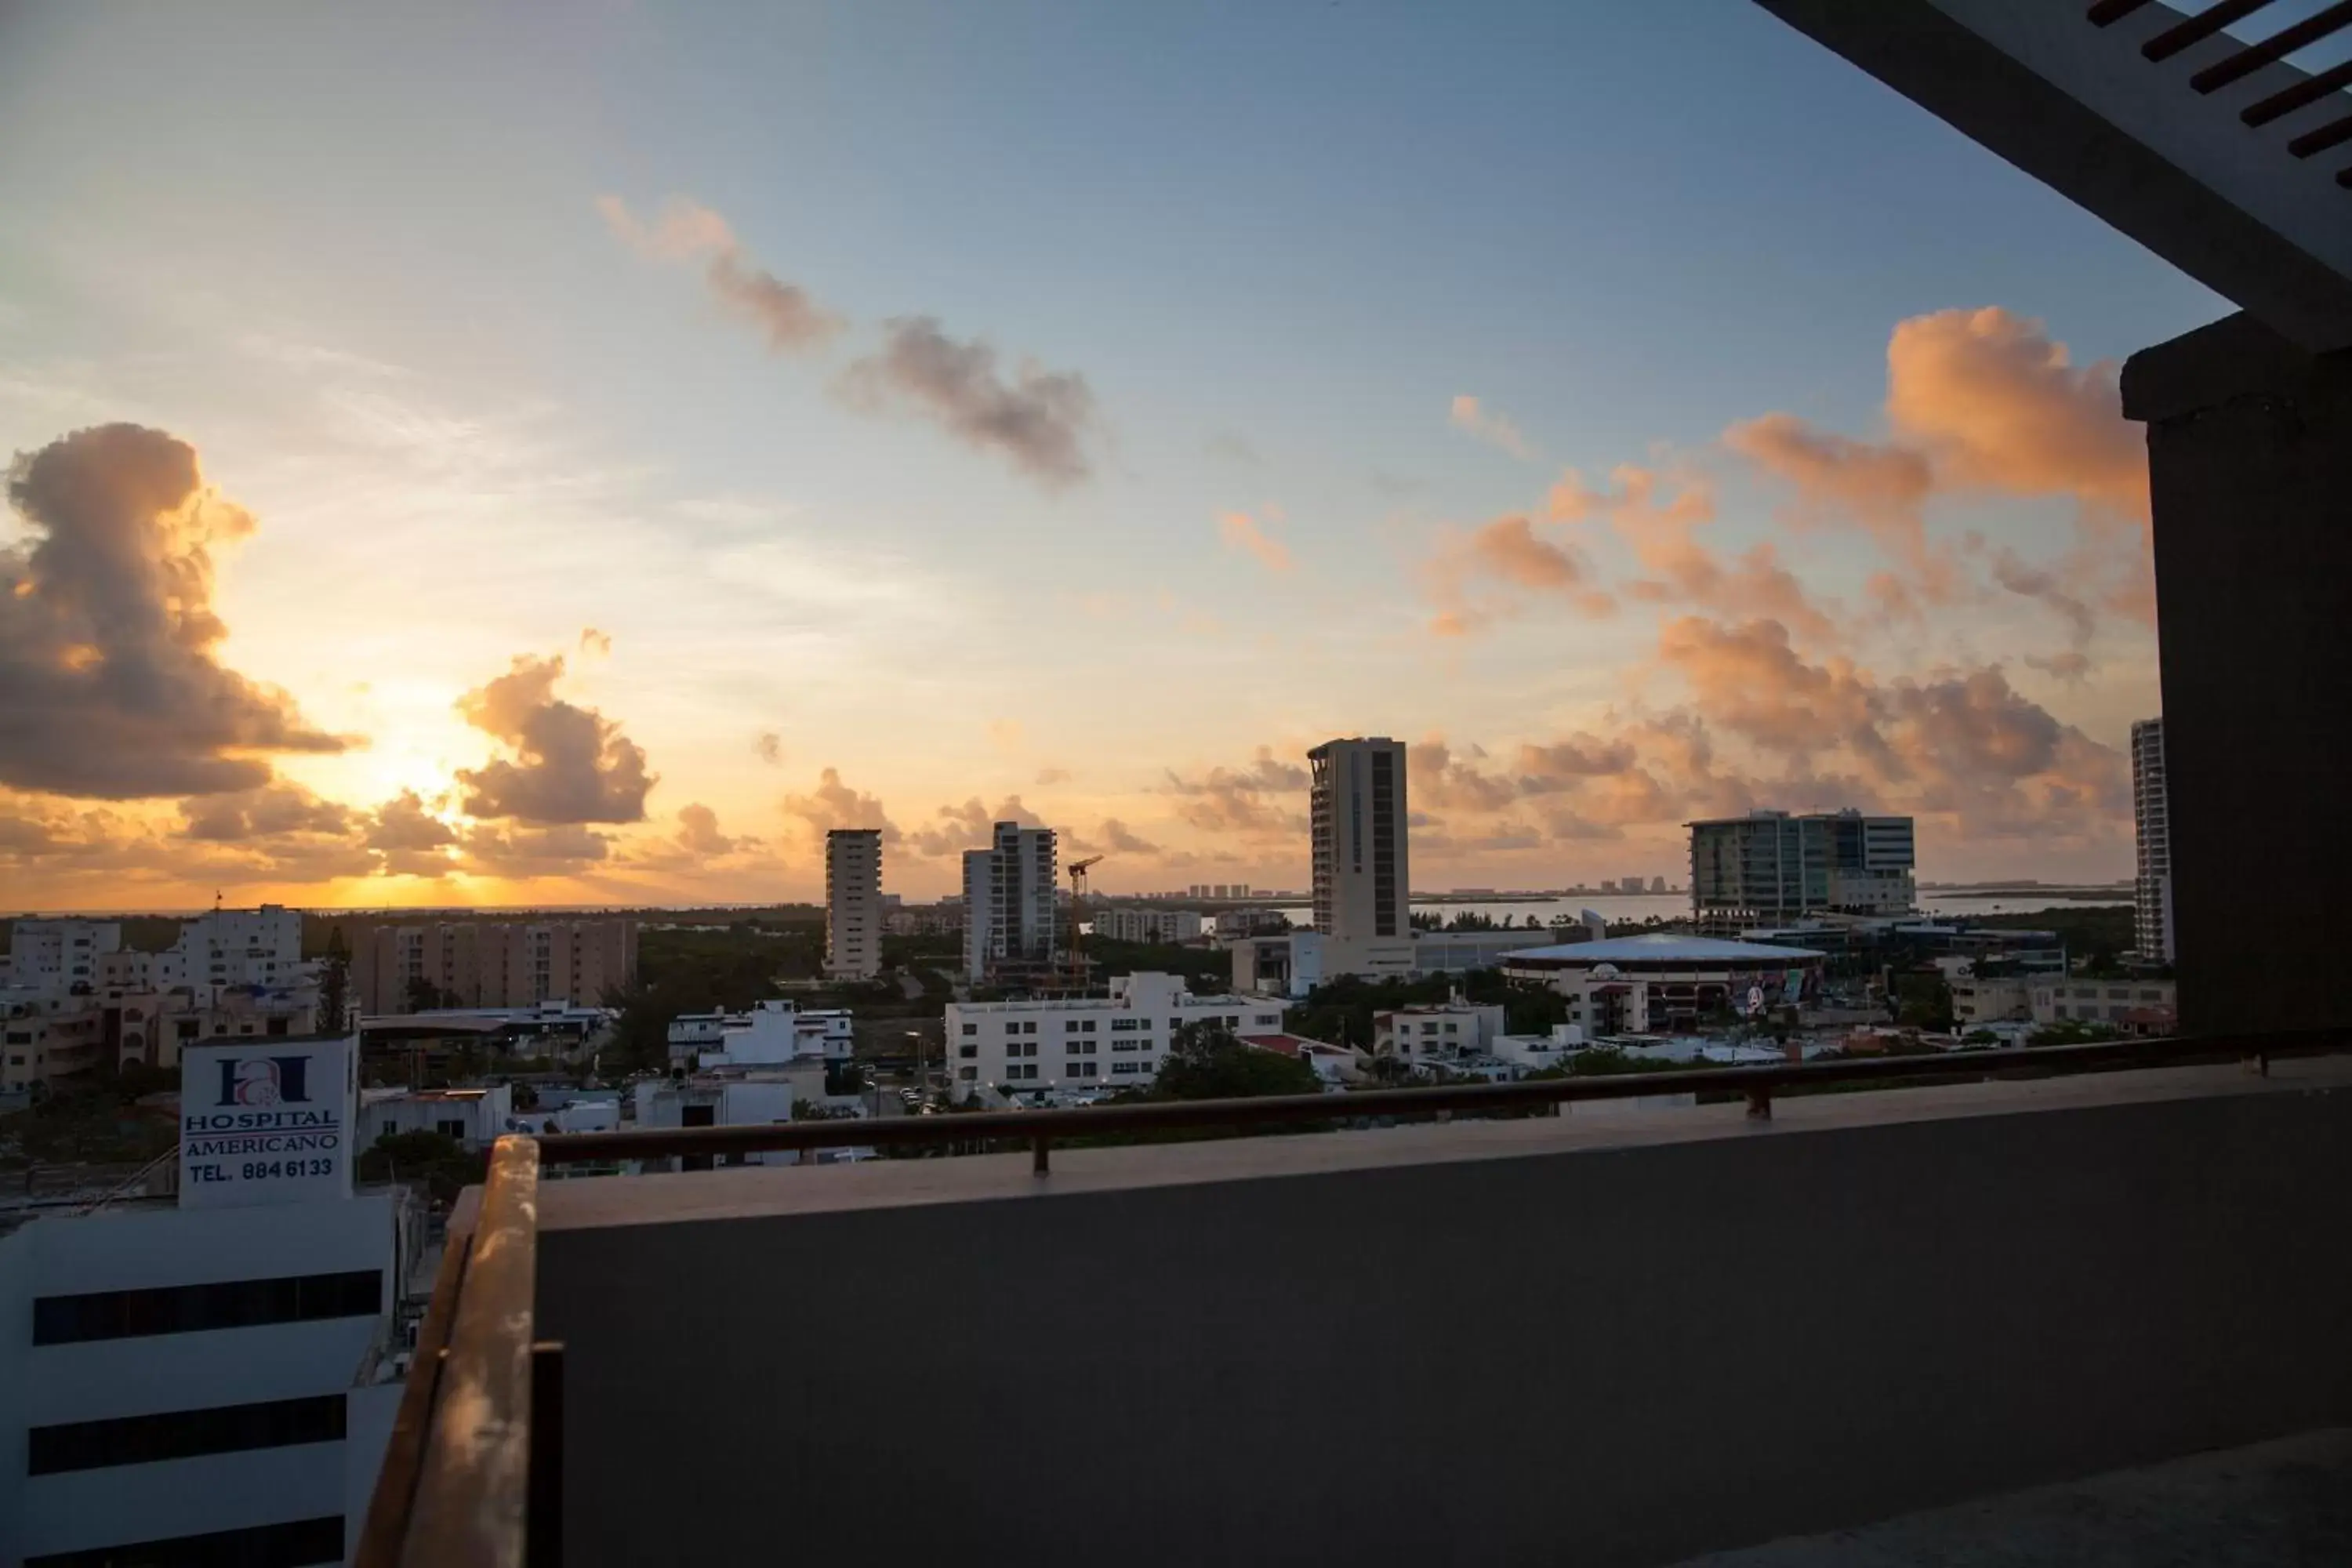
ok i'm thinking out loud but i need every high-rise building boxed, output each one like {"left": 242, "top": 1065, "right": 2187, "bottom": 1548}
{"left": 1309, "top": 738, "right": 1410, "bottom": 942}
{"left": 825, "top": 829, "right": 884, "bottom": 981}
{"left": 2132, "top": 717, "right": 2173, "bottom": 964}
{"left": 961, "top": 822, "right": 1058, "bottom": 982}
{"left": 1687, "top": 810, "right": 1916, "bottom": 935}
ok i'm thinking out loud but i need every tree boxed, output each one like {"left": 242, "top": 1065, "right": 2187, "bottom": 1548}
{"left": 358, "top": 1130, "right": 487, "bottom": 1205}
{"left": 1891, "top": 972, "right": 1955, "bottom": 1032}
{"left": 1152, "top": 1022, "right": 1321, "bottom": 1101}
{"left": 318, "top": 927, "right": 350, "bottom": 1033}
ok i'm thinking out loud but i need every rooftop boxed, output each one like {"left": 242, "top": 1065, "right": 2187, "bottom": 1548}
{"left": 1503, "top": 933, "right": 1828, "bottom": 964}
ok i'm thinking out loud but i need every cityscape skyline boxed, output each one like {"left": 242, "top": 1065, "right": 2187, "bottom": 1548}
{"left": 0, "top": 2, "right": 2216, "bottom": 912}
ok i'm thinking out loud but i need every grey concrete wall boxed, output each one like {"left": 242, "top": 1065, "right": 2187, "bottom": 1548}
{"left": 539, "top": 1082, "right": 2352, "bottom": 1567}
{"left": 2124, "top": 316, "right": 2352, "bottom": 1039}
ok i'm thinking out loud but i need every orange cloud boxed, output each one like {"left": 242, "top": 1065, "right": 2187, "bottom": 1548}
{"left": 1218, "top": 510, "right": 1294, "bottom": 573}
{"left": 1886, "top": 307, "right": 2146, "bottom": 524}
{"left": 1421, "top": 514, "right": 1613, "bottom": 635}
{"left": 1449, "top": 395, "right": 1534, "bottom": 460}
{"left": 1553, "top": 464, "right": 1838, "bottom": 641}
{"left": 598, "top": 194, "right": 844, "bottom": 353}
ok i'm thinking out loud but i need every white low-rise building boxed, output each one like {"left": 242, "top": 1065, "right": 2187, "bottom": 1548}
{"left": 2030, "top": 978, "right": 2177, "bottom": 1029}
{"left": 356, "top": 1083, "right": 517, "bottom": 1152}
{"left": 666, "top": 1000, "right": 855, "bottom": 1067}
{"left": 0, "top": 1033, "right": 414, "bottom": 1567}
{"left": 946, "top": 972, "right": 1286, "bottom": 1101}
{"left": 1372, "top": 1000, "right": 1508, "bottom": 1069}
{"left": 1952, "top": 975, "right": 2033, "bottom": 1026}
{"left": 631, "top": 1068, "right": 869, "bottom": 1167}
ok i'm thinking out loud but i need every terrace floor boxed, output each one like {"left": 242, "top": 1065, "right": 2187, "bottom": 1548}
{"left": 1680, "top": 1428, "right": 2352, "bottom": 1567}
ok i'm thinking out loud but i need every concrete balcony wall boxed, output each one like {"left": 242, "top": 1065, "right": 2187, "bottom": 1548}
{"left": 535, "top": 1062, "right": 2352, "bottom": 1567}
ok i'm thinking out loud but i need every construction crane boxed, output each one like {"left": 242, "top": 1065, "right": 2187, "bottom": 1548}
{"left": 1066, "top": 855, "right": 1104, "bottom": 989}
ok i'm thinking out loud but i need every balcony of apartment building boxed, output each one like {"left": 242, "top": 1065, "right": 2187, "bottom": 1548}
{"left": 358, "top": 1033, "right": 2352, "bottom": 1568}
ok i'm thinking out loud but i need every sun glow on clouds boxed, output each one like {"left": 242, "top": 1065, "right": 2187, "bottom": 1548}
{"left": 0, "top": 276, "right": 2161, "bottom": 907}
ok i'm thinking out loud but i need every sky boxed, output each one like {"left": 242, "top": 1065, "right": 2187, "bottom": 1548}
{"left": 0, "top": 0, "right": 2241, "bottom": 911}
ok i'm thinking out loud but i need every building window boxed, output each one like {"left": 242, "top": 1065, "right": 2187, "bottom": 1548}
{"left": 958, "top": 1044, "right": 976, "bottom": 1059}
{"left": 436, "top": 1118, "right": 466, "bottom": 1140}
{"left": 33, "top": 1269, "right": 383, "bottom": 1345}
{"left": 24, "top": 1515, "right": 347, "bottom": 1568}
{"left": 1080, "top": 1018, "right": 1097, "bottom": 1033}
{"left": 961, "top": 1023, "right": 978, "bottom": 1036}
{"left": 29, "top": 1393, "right": 346, "bottom": 1475}
{"left": 1065, "top": 1020, "right": 1080, "bottom": 1033}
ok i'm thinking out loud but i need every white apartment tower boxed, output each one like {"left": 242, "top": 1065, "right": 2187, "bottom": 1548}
{"left": 962, "top": 822, "right": 1059, "bottom": 982}
{"left": 2132, "top": 717, "right": 2174, "bottom": 964}
{"left": 1309, "top": 738, "right": 1410, "bottom": 945}
{"left": 825, "top": 829, "right": 885, "bottom": 981}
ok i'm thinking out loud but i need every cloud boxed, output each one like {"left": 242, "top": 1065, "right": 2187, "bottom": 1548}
{"left": 1721, "top": 412, "right": 1948, "bottom": 597}
{"left": 905, "top": 793, "right": 1044, "bottom": 858}
{"left": 1097, "top": 817, "right": 1160, "bottom": 855}
{"left": 598, "top": 194, "right": 843, "bottom": 354}
{"left": 365, "top": 789, "right": 459, "bottom": 877}
{"left": 1449, "top": 395, "right": 1534, "bottom": 460}
{"left": 1162, "top": 746, "right": 1308, "bottom": 837}
{"left": 1421, "top": 514, "right": 1613, "bottom": 636}
{"left": 986, "top": 718, "right": 1024, "bottom": 752}
{"left": 1407, "top": 737, "right": 1519, "bottom": 812}
{"left": 579, "top": 626, "right": 612, "bottom": 656}
{"left": 1515, "top": 734, "right": 1639, "bottom": 792}
{"left": 2026, "top": 649, "right": 2092, "bottom": 684}
{"left": 454, "top": 653, "right": 655, "bottom": 824}
{"left": 459, "top": 822, "right": 612, "bottom": 877}
{"left": 1652, "top": 614, "right": 2126, "bottom": 840}
{"left": 675, "top": 802, "right": 739, "bottom": 857}
{"left": 836, "top": 316, "right": 1098, "bottom": 488}
{"left": 179, "top": 782, "right": 353, "bottom": 843}
{"left": 1725, "top": 307, "right": 2147, "bottom": 623}
{"left": 1990, "top": 546, "right": 2096, "bottom": 647}
{"left": 1552, "top": 464, "right": 1838, "bottom": 641}
{"left": 0, "top": 423, "right": 346, "bottom": 797}
{"left": 1034, "top": 765, "right": 1072, "bottom": 786}
{"left": 1886, "top": 307, "right": 2145, "bottom": 523}
{"left": 779, "top": 767, "right": 898, "bottom": 842}
{"left": 1218, "top": 510, "right": 1294, "bottom": 573}
{"left": 754, "top": 731, "right": 784, "bottom": 766}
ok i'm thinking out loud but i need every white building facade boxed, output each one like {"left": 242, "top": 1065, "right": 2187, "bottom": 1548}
{"left": 2132, "top": 717, "right": 2174, "bottom": 964}
{"left": 946, "top": 972, "right": 1284, "bottom": 1101}
{"left": 1372, "top": 1000, "right": 1507, "bottom": 1067}
{"left": 5, "top": 920, "right": 122, "bottom": 998}
{"left": 825, "top": 829, "right": 885, "bottom": 981}
{"left": 0, "top": 1033, "right": 411, "bottom": 1566}
{"left": 1090, "top": 906, "right": 1200, "bottom": 945}
{"left": 162, "top": 905, "right": 307, "bottom": 993}
{"left": 962, "top": 822, "right": 1059, "bottom": 981}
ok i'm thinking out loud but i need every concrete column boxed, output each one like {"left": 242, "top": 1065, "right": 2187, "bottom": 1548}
{"left": 2122, "top": 314, "right": 2352, "bottom": 1038}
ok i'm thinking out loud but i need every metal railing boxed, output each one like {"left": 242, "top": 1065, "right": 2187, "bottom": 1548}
{"left": 356, "top": 1029, "right": 2348, "bottom": 1568}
